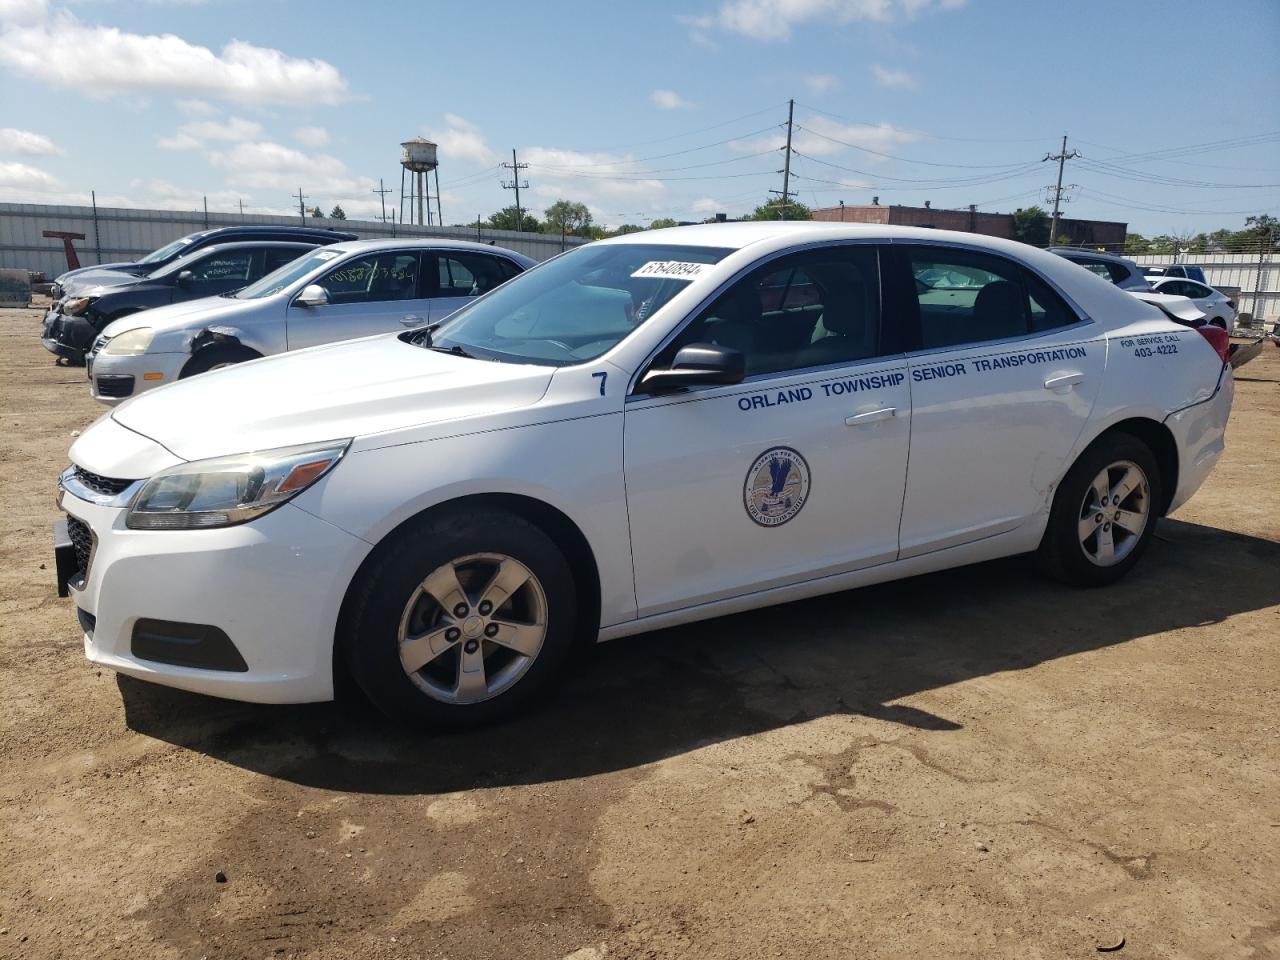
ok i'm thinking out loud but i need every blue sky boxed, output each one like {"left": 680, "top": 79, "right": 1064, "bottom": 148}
{"left": 1, "top": 0, "right": 1277, "bottom": 235}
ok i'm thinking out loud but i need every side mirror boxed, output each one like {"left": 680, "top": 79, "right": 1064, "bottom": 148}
{"left": 175, "top": 270, "right": 194, "bottom": 287}
{"left": 296, "top": 284, "right": 330, "bottom": 307}
{"left": 639, "top": 343, "right": 745, "bottom": 393}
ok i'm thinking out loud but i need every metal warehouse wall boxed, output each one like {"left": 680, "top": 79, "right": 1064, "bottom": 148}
{"left": 0, "top": 202, "right": 586, "bottom": 277}
{"left": 1129, "top": 252, "right": 1279, "bottom": 322}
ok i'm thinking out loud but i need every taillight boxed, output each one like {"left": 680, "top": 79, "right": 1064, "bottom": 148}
{"left": 1195, "top": 324, "right": 1230, "bottom": 364}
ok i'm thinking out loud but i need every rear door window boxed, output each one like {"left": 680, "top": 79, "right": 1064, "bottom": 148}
{"left": 902, "top": 246, "right": 1077, "bottom": 349}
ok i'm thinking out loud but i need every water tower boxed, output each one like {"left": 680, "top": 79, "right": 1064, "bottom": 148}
{"left": 400, "top": 138, "right": 442, "bottom": 227}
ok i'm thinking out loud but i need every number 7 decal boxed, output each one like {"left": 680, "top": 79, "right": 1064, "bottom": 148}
{"left": 591, "top": 371, "right": 607, "bottom": 396}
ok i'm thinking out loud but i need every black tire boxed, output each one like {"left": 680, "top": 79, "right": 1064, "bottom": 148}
{"left": 179, "top": 344, "right": 261, "bottom": 378}
{"left": 1037, "top": 432, "right": 1163, "bottom": 587}
{"left": 341, "top": 507, "right": 577, "bottom": 729}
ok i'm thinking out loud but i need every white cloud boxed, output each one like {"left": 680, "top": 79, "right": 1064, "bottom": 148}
{"left": 423, "top": 113, "right": 496, "bottom": 167}
{"left": 0, "top": 9, "right": 351, "bottom": 104}
{"left": 293, "top": 125, "right": 329, "bottom": 147}
{"left": 804, "top": 73, "right": 838, "bottom": 93}
{"left": 650, "top": 89, "right": 695, "bottom": 110}
{"left": 870, "top": 63, "right": 917, "bottom": 89}
{"left": 209, "top": 140, "right": 373, "bottom": 197}
{"left": 0, "top": 160, "right": 61, "bottom": 192}
{"left": 176, "top": 98, "right": 216, "bottom": 116}
{"left": 691, "top": 197, "right": 727, "bottom": 216}
{"left": 0, "top": 0, "right": 46, "bottom": 24}
{"left": 157, "top": 116, "right": 264, "bottom": 150}
{"left": 686, "top": 0, "right": 964, "bottom": 41}
{"left": 0, "top": 127, "right": 61, "bottom": 155}
{"left": 730, "top": 115, "right": 921, "bottom": 159}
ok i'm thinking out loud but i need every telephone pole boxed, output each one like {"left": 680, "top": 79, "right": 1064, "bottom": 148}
{"left": 1043, "top": 135, "right": 1079, "bottom": 246}
{"left": 501, "top": 149, "right": 530, "bottom": 231}
{"left": 372, "top": 178, "right": 392, "bottom": 226}
{"left": 294, "top": 187, "right": 308, "bottom": 224}
{"left": 768, "top": 99, "right": 796, "bottom": 220}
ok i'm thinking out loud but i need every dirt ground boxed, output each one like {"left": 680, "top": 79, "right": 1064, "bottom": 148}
{"left": 0, "top": 303, "right": 1276, "bottom": 960}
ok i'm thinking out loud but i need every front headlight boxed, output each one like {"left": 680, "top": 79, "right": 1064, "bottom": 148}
{"left": 125, "top": 440, "right": 350, "bottom": 530}
{"left": 62, "top": 296, "right": 94, "bottom": 316}
{"left": 102, "top": 327, "right": 155, "bottom": 356}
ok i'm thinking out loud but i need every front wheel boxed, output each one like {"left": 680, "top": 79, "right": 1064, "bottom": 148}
{"left": 179, "top": 344, "right": 261, "bottom": 378}
{"left": 1038, "top": 433, "right": 1163, "bottom": 587}
{"left": 341, "top": 508, "right": 578, "bottom": 728}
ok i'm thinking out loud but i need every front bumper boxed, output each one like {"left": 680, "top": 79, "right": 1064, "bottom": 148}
{"left": 88, "top": 351, "right": 187, "bottom": 406}
{"left": 41, "top": 308, "right": 96, "bottom": 364}
{"left": 1164, "top": 364, "right": 1235, "bottom": 514}
{"left": 58, "top": 480, "right": 372, "bottom": 704}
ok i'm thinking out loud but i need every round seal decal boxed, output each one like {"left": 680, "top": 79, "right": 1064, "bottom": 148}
{"left": 743, "top": 447, "right": 810, "bottom": 527}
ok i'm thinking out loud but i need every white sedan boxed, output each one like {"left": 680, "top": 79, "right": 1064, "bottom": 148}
{"left": 84, "top": 238, "right": 534, "bottom": 405}
{"left": 54, "top": 223, "right": 1234, "bottom": 727}
{"left": 1148, "top": 277, "right": 1237, "bottom": 329}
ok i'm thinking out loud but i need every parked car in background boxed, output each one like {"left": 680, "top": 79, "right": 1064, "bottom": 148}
{"left": 56, "top": 223, "right": 1233, "bottom": 726}
{"left": 1149, "top": 277, "right": 1236, "bottom": 329}
{"left": 42, "top": 241, "right": 322, "bottom": 364}
{"left": 1144, "top": 264, "right": 1208, "bottom": 284}
{"left": 1048, "top": 248, "right": 1151, "bottom": 291}
{"left": 1049, "top": 247, "right": 1211, "bottom": 327}
{"left": 50, "top": 225, "right": 358, "bottom": 298}
{"left": 85, "top": 238, "right": 534, "bottom": 404}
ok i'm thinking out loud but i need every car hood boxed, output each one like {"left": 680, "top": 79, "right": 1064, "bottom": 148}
{"left": 60, "top": 267, "right": 148, "bottom": 296}
{"left": 58, "top": 261, "right": 144, "bottom": 283}
{"left": 1129, "top": 291, "right": 1206, "bottom": 324}
{"left": 109, "top": 334, "right": 556, "bottom": 461}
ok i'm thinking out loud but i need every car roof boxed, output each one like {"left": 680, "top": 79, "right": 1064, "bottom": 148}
{"left": 190, "top": 225, "right": 357, "bottom": 240}
{"left": 1047, "top": 246, "right": 1134, "bottom": 265}
{"left": 321, "top": 237, "right": 534, "bottom": 262}
{"left": 178, "top": 240, "right": 321, "bottom": 256}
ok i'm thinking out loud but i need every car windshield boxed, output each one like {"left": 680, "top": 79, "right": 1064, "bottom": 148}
{"left": 139, "top": 235, "right": 196, "bottom": 264}
{"left": 428, "top": 242, "right": 733, "bottom": 366}
{"left": 233, "top": 248, "right": 342, "bottom": 299}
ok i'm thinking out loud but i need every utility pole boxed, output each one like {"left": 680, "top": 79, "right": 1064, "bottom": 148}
{"left": 295, "top": 188, "right": 308, "bottom": 224}
{"left": 781, "top": 98, "right": 794, "bottom": 220}
{"left": 238, "top": 198, "right": 244, "bottom": 216}
{"left": 372, "top": 178, "right": 392, "bottom": 226}
{"left": 501, "top": 148, "right": 530, "bottom": 231}
{"left": 767, "top": 99, "right": 796, "bottom": 220}
{"left": 1043, "top": 135, "right": 1079, "bottom": 246}
{"left": 1254, "top": 223, "right": 1274, "bottom": 324}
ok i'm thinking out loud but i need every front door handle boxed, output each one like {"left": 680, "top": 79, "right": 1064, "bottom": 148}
{"left": 1044, "top": 372, "right": 1085, "bottom": 391}
{"left": 400, "top": 314, "right": 425, "bottom": 326}
{"left": 845, "top": 406, "right": 896, "bottom": 426}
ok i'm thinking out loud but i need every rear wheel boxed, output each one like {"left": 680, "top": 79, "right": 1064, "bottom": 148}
{"left": 341, "top": 508, "right": 577, "bottom": 728}
{"left": 179, "top": 344, "right": 261, "bottom": 378}
{"left": 1038, "top": 433, "right": 1162, "bottom": 587}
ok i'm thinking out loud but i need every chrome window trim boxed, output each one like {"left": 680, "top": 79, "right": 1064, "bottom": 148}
{"left": 625, "top": 237, "right": 885, "bottom": 398}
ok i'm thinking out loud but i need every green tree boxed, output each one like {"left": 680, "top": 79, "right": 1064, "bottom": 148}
{"left": 309, "top": 207, "right": 323, "bottom": 218}
{"left": 1124, "top": 233, "right": 1151, "bottom": 256}
{"left": 328, "top": 205, "right": 347, "bottom": 220}
{"left": 1243, "top": 214, "right": 1280, "bottom": 251}
{"left": 485, "top": 205, "right": 541, "bottom": 233}
{"left": 542, "top": 199, "right": 592, "bottom": 237}
{"left": 1011, "top": 206, "right": 1050, "bottom": 247}
{"left": 750, "top": 197, "right": 812, "bottom": 221}
{"left": 648, "top": 217, "right": 679, "bottom": 229}
{"left": 608, "top": 223, "right": 646, "bottom": 236}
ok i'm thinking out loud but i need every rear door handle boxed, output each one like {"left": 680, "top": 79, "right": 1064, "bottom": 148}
{"left": 400, "top": 314, "right": 425, "bottom": 326}
{"left": 845, "top": 406, "right": 896, "bottom": 426}
{"left": 1044, "top": 372, "right": 1085, "bottom": 391}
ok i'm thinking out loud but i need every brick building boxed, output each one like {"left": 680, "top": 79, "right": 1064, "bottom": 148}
{"left": 810, "top": 200, "right": 1126, "bottom": 249}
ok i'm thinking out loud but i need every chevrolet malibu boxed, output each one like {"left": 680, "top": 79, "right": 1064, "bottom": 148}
{"left": 55, "top": 223, "right": 1234, "bottom": 727}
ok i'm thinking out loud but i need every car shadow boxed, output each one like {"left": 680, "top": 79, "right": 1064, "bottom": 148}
{"left": 118, "top": 518, "right": 1280, "bottom": 795}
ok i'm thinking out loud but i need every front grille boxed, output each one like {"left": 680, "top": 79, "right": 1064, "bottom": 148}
{"left": 72, "top": 466, "right": 134, "bottom": 497}
{"left": 94, "top": 375, "right": 135, "bottom": 398}
{"left": 66, "top": 514, "right": 94, "bottom": 584}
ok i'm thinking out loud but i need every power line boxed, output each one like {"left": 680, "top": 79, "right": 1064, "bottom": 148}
{"left": 793, "top": 101, "right": 1055, "bottom": 143}
{"left": 795, "top": 124, "right": 1043, "bottom": 169}
{"left": 528, "top": 123, "right": 783, "bottom": 170}
{"left": 590, "top": 102, "right": 790, "bottom": 152}
{"left": 790, "top": 149, "right": 1042, "bottom": 186}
